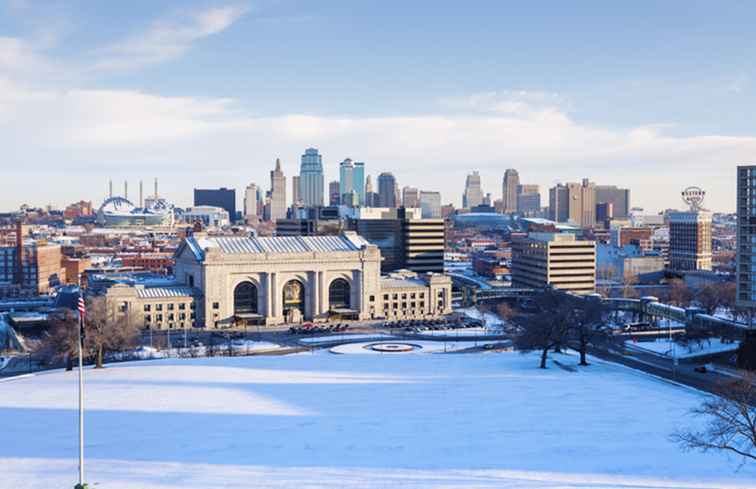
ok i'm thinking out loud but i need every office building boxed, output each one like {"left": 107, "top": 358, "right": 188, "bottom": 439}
{"left": 365, "top": 175, "right": 378, "bottom": 207}
{"left": 353, "top": 162, "right": 366, "bottom": 205}
{"left": 339, "top": 159, "right": 355, "bottom": 203}
{"left": 378, "top": 172, "right": 399, "bottom": 208}
{"left": 292, "top": 176, "right": 301, "bottom": 205}
{"left": 329, "top": 180, "right": 341, "bottom": 206}
{"left": 548, "top": 179, "right": 596, "bottom": 228}
{"left": 595, "top": 185, "right": 631, "bottom": 218}
{"left": 269, "top": 158, "right": 287, "bottom": 221}
{"left": 353, "top": 208, "right": 445, "bottom": 273}
{"left": 194, "top": 188, "right": 236, "bottom": 221}
{"left": 402, "top": 187, "right": 420, "bottom": 208}
{"left": 668, "top": 210, "right": 712, "bottom": 271}
{"left": 463, "top": 171, "right": 484, "bottom": 208}
{"left": 511, "top": 233, "right": 596, "bottom": 294}
{"left": 243, "top": 183, "right": 260, "bottom": 223}
{"left": 738, "top": 166, "right": 756, "bottom": 307}
{"left": 419, "top": 191, "right": 442, "bottom": 218}
{"left": 502, "top": 169, "right": 519, "bottom": 213}
{"left": 299, "top": 148, "right": 324, "bottom": 207}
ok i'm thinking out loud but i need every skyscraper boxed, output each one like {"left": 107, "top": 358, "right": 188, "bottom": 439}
{"left": 269, "top": 158, "right": 287, "bottom": 221}
{"left": 669, "top": 211, "right": 712, "bottom": 271}
{"left": 517, "top": 184, "right": 540, "bottom": 216}
{"left": 364, "top": 175, "right": 378, "bottom": 207}
{"left": 548, "top": 179, "right": 596, "bottom": 228}
{"left": 353, "top": 162, "right": 366, "bottom": 205}
{"left": 378, "top": 172, "right": 398, "bottom": 208}
{"left": 737, "top": 166, "right": 756, "bottom": 307}
{"left": 194, "top": 188, "right": 236, "bottom": 221}
{"left": 402, "top": 186, "right": 420, "bottom": 208}
{"left": 339, "top": 158, "right": 354, "bottom": 203}
{"left": 502, "top": 169, "right": 519, "bottom": 213}
{"left": 463, "top": 171, "right": 483, "bottom": 208}
{"left": 292, "top": 176, "right": 301, "bottom": 205}
{"left": 244, "top": 183, "right": 260, "bottom": 222}
{"left": 328, "top": 180, "right": 341, "bottom": 206}
{"left": 595, "top": 185, "right": 631, "bottom": 218}
{"left": 419, "top": 191, "right": 442, "bottom": 218}
{"left": 299, "top": 148, "right": 324, "bottom": 207}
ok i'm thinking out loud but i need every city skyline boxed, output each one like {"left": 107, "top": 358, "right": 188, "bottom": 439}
{"left": 2, "top": 1, "right": 756, "bottom": 212}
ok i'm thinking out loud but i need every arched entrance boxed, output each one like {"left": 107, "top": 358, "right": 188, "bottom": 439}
{"left": 282, "top": 279, "right": 305, "bottom": 316}
{"left": 329, "top": 278, "right": 351, "bottom": 309}
{"left": 234, "top": 282, "right": 258, "bottom": 315}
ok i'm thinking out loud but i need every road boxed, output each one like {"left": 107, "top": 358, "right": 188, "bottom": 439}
{"left": 587, "top": 340, "right": 735, "bottom": 397}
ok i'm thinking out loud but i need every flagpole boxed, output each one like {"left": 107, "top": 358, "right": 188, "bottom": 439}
{"left": 76, "top": 288, "right": 87, "bottom": 489}
{"left": 78, "top": 312, "right": 84, "bottom": 487}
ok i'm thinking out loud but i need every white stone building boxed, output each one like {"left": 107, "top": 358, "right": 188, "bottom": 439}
{"left": 153, "top": 231, "right": 454, "bottom": 328}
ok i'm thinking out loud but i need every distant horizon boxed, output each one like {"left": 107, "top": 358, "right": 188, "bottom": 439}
{"left": 2, "top": 1, "right": 754, "bottom": 213}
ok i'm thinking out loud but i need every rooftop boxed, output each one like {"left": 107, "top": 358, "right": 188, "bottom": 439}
{"left": 185, "top": 232, "right": 371, "bottom": 261}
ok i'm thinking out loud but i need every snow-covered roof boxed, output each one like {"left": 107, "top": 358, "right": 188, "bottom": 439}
{"left": 136, "top": 286, "right": 198, "bottom": 299}
{"left": 185, "top": 233, "right": 370, "bottom": 261}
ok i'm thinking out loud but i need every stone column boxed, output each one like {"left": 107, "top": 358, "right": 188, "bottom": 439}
{"left": 263, "top": 273, "right": 272, "bottom": 320}
{"left": 317, "top": 271, "right": 325, "bottom": 317}
{"left": 270, "top": 272, "right": 277, "bottom": 319}
{"left": 352, "top": 270, "right": 362, "bottom": 317}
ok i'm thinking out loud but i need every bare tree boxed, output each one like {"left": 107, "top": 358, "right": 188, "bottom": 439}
{"left": 85, "top": 297, "right": 140, "bottom": 368}
{"left": 567, "top": 296, "right": 607, "bottom": 366}
{"left": 671, "top": 374, "right": 756, "bottom": 464}
{"left": 514, "top": 289, "right": 571, "bottom": 368}
{"left": 668, "top": 279, "right": 693, "bottom": 308}
{"left": 621, "top": 274, "right": 640, "bottom": 299}
{"left": 37, "top": 309, "right": 81, "bottom": 370}
{"left": 696, "top": 284, "right": 726, "bottom": 316}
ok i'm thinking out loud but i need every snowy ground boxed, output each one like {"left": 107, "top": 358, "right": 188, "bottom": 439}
{"left": 2, "top": 352, "right": 755, "bottom": 488}
{"left": 626, "top": 338, "right": 740, "bottom": 359}
{"left": 329, "top": 340, "right": 504, "bottom": 354}
{"left": 458, "top": 306, "right": 505, "bottom": 328}
{"left": 299, "top": 333, "right": 393, "bottom": 344}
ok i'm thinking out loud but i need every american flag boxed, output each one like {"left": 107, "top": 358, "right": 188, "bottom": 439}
{"left": 77, "top": 295, "right": 86, "bottom": 318}
{"left": 78, "top": 294, "right": 86, "bottom": 344}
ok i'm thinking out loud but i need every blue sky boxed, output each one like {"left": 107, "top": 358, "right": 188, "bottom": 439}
{"left": 1, "top": 0, "right": 754, "bottom": 212}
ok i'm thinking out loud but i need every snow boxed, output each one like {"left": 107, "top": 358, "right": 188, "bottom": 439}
{"left": 626, "top": 338, "right": 740, "bottom": 359}
{"left": 1, "top": 352, "right": 755, "bottom": 488}
{"left": 414, "top": 327, "right": 501, "bottom": 337}
{"left": 299, "top": 333, "right": 394, "bottom": 344}
{"left": 457, "top": 306, "right": 505, "bottom": 328}
{"left": 329, "top": 340, "right": 503, "bottom": 354}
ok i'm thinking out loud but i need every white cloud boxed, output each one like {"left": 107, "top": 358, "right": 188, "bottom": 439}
{"left": 91, "top": 5, "right": 249, "bottom": 72}
{"left": 0, "top": 80, "right": 752, "bottom": 213}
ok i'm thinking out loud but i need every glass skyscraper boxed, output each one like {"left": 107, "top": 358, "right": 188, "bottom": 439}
{"left": 299, "top": 148, "right": 324, "bottom": 207}
{"left": 353, "top": 162, "right": 366, "bottom": 206}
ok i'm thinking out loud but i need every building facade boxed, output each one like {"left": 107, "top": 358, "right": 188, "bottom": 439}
{"left": 402, "top": 187, "right": 420, "bottom": 208}
{"left": 378, "top": 172, "right": 398, "bottom": 208}
{"left": 269, "top": 158, "right": 287, "bottom": 221}
{"left": 511, "top": 233, "right": 596, "bottom": 294}
{"left": 595, "top": 185, "right": 631, "bottom": 218}
{"left": 194, "top": 188, "right": 236, "bottom": 222}
{"left": 548, "top": 179, "right": 596, "bottom": 228}
{"left": 419, "top": 191, "right": 442, "bottom": 218}
{"left": 132, "top": 232, "right": 453, "bottom": 328}
{"left": 668, "top": 210, "right": 712, "bottom": 271}
{"left": 463, "top": 171, "right": 484, "bottom": 209}
{"left": 299, "top": 148, "right": 324, "bottom": 207}
{"left": 502, "top": 169, "right": 519, "bottom": 213}
{"left": 243, "top": 183, "right": 260, "bottom": 223}
{"left": 737, "top": 165, "right": 756, "bottom": 307}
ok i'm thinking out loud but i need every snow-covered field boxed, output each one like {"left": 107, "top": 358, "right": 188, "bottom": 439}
{"left": 2, "top": 352, "right": 755, "bottom": 488}
{"left": 626, "top": 338, "right": 739, "bottom": 359}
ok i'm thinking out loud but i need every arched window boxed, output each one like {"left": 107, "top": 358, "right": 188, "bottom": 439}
{"left": 329, "top": 278, "right": 351, "bottom": 309}
{"left": 282, "top": 280, "right": 305, "bottom": 315}
{"left": 234, "top": 282, "right": 258, "bottom": 315}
